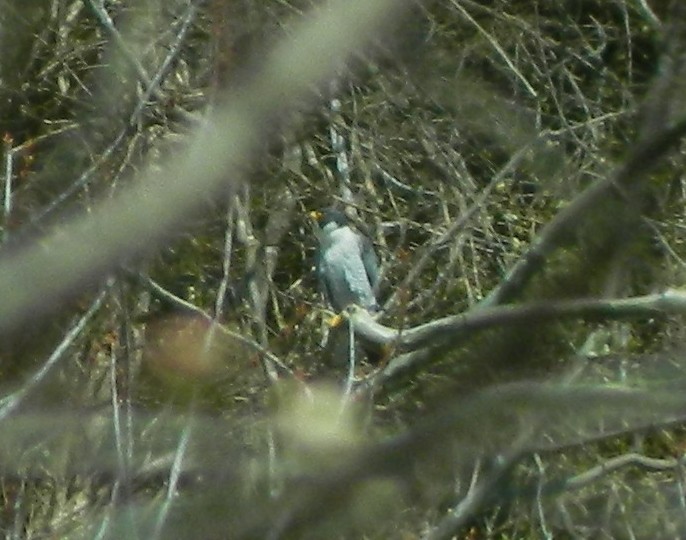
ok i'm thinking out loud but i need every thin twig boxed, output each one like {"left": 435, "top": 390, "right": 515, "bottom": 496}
{"left": 30, "top": 129, "right": 128, "bottom": 225}
{"left": 0, "top": 283, "right": 111, "bottom": 421}
{"left": 83, "top": 0, "right": 153, "bottom": 88}
{"left": 151, "top": 413, "right": 193, "bottom": 540}
{"left": 481, "top": 111, "right": 686, "bottom": 308}
{"left": 342, "top": 317, "right": 356, "bottom": 399}
{"left": 450, "top": 0, "right": 537, "bottom": 98}
{"left": 635, "top": 0, "right": 662, "bottom": 30}
{"left": 329, "top": 80, "right": 354, "bottom": 206}
{"left": 383, "top": 137, "right": 542, "bottom": 312}
{"left": 425, "top": 448, "right": 524, "bottom": 540}
{"left": 3, "top": 134, "right": 13, "bottom": 240}
{"left": 130, "top": 1, "right": 199, "bottom": 125}
{"left": 139, "top": 274, "right": 293, "bottom": 376}
{"left": 564, "top": 452, "right": 686, "bottom": 491}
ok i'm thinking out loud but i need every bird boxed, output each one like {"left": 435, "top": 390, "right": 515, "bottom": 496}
{"left": 311, "top": 208, "right": 380, "bottom": 313}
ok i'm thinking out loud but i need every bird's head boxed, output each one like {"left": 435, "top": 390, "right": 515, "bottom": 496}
{"left": 309, "top": 208, "right": 349, "bottom": 234}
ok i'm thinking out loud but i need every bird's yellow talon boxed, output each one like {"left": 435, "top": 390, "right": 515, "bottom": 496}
{"left": 327, "top": 313, "right": 344, "bottom": 327}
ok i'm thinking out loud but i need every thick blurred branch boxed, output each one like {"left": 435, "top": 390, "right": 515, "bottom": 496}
{"left": 0, "top": 0, "right": 409, "bottom": 333}
{"left": 252, "top": 382, "right": 686, "bottom": 537}
{"left": 481, "top": 112, "right": 686, "bottom": 308}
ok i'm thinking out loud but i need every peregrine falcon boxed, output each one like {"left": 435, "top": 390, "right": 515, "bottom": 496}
{"left": 312, "top": 209, "right": 380, "bottom": 313}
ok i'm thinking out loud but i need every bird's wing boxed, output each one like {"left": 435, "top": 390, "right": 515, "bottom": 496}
{"left": 316, "top": 253, "right": 335, "bottom": 308}
{"left": 359, "top": 233, "right": 380, "bottom": 293}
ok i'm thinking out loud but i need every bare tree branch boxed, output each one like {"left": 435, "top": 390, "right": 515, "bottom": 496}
{"left": 0, "top": 0, "right": 410, "bottom": 333}
{"left": 482, "top": 112, "right": 686, "bottom": 308}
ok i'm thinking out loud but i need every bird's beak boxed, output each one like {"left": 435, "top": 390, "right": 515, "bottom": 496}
{"left": 309, "top": 210, "right": 323, "bottom": 222}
